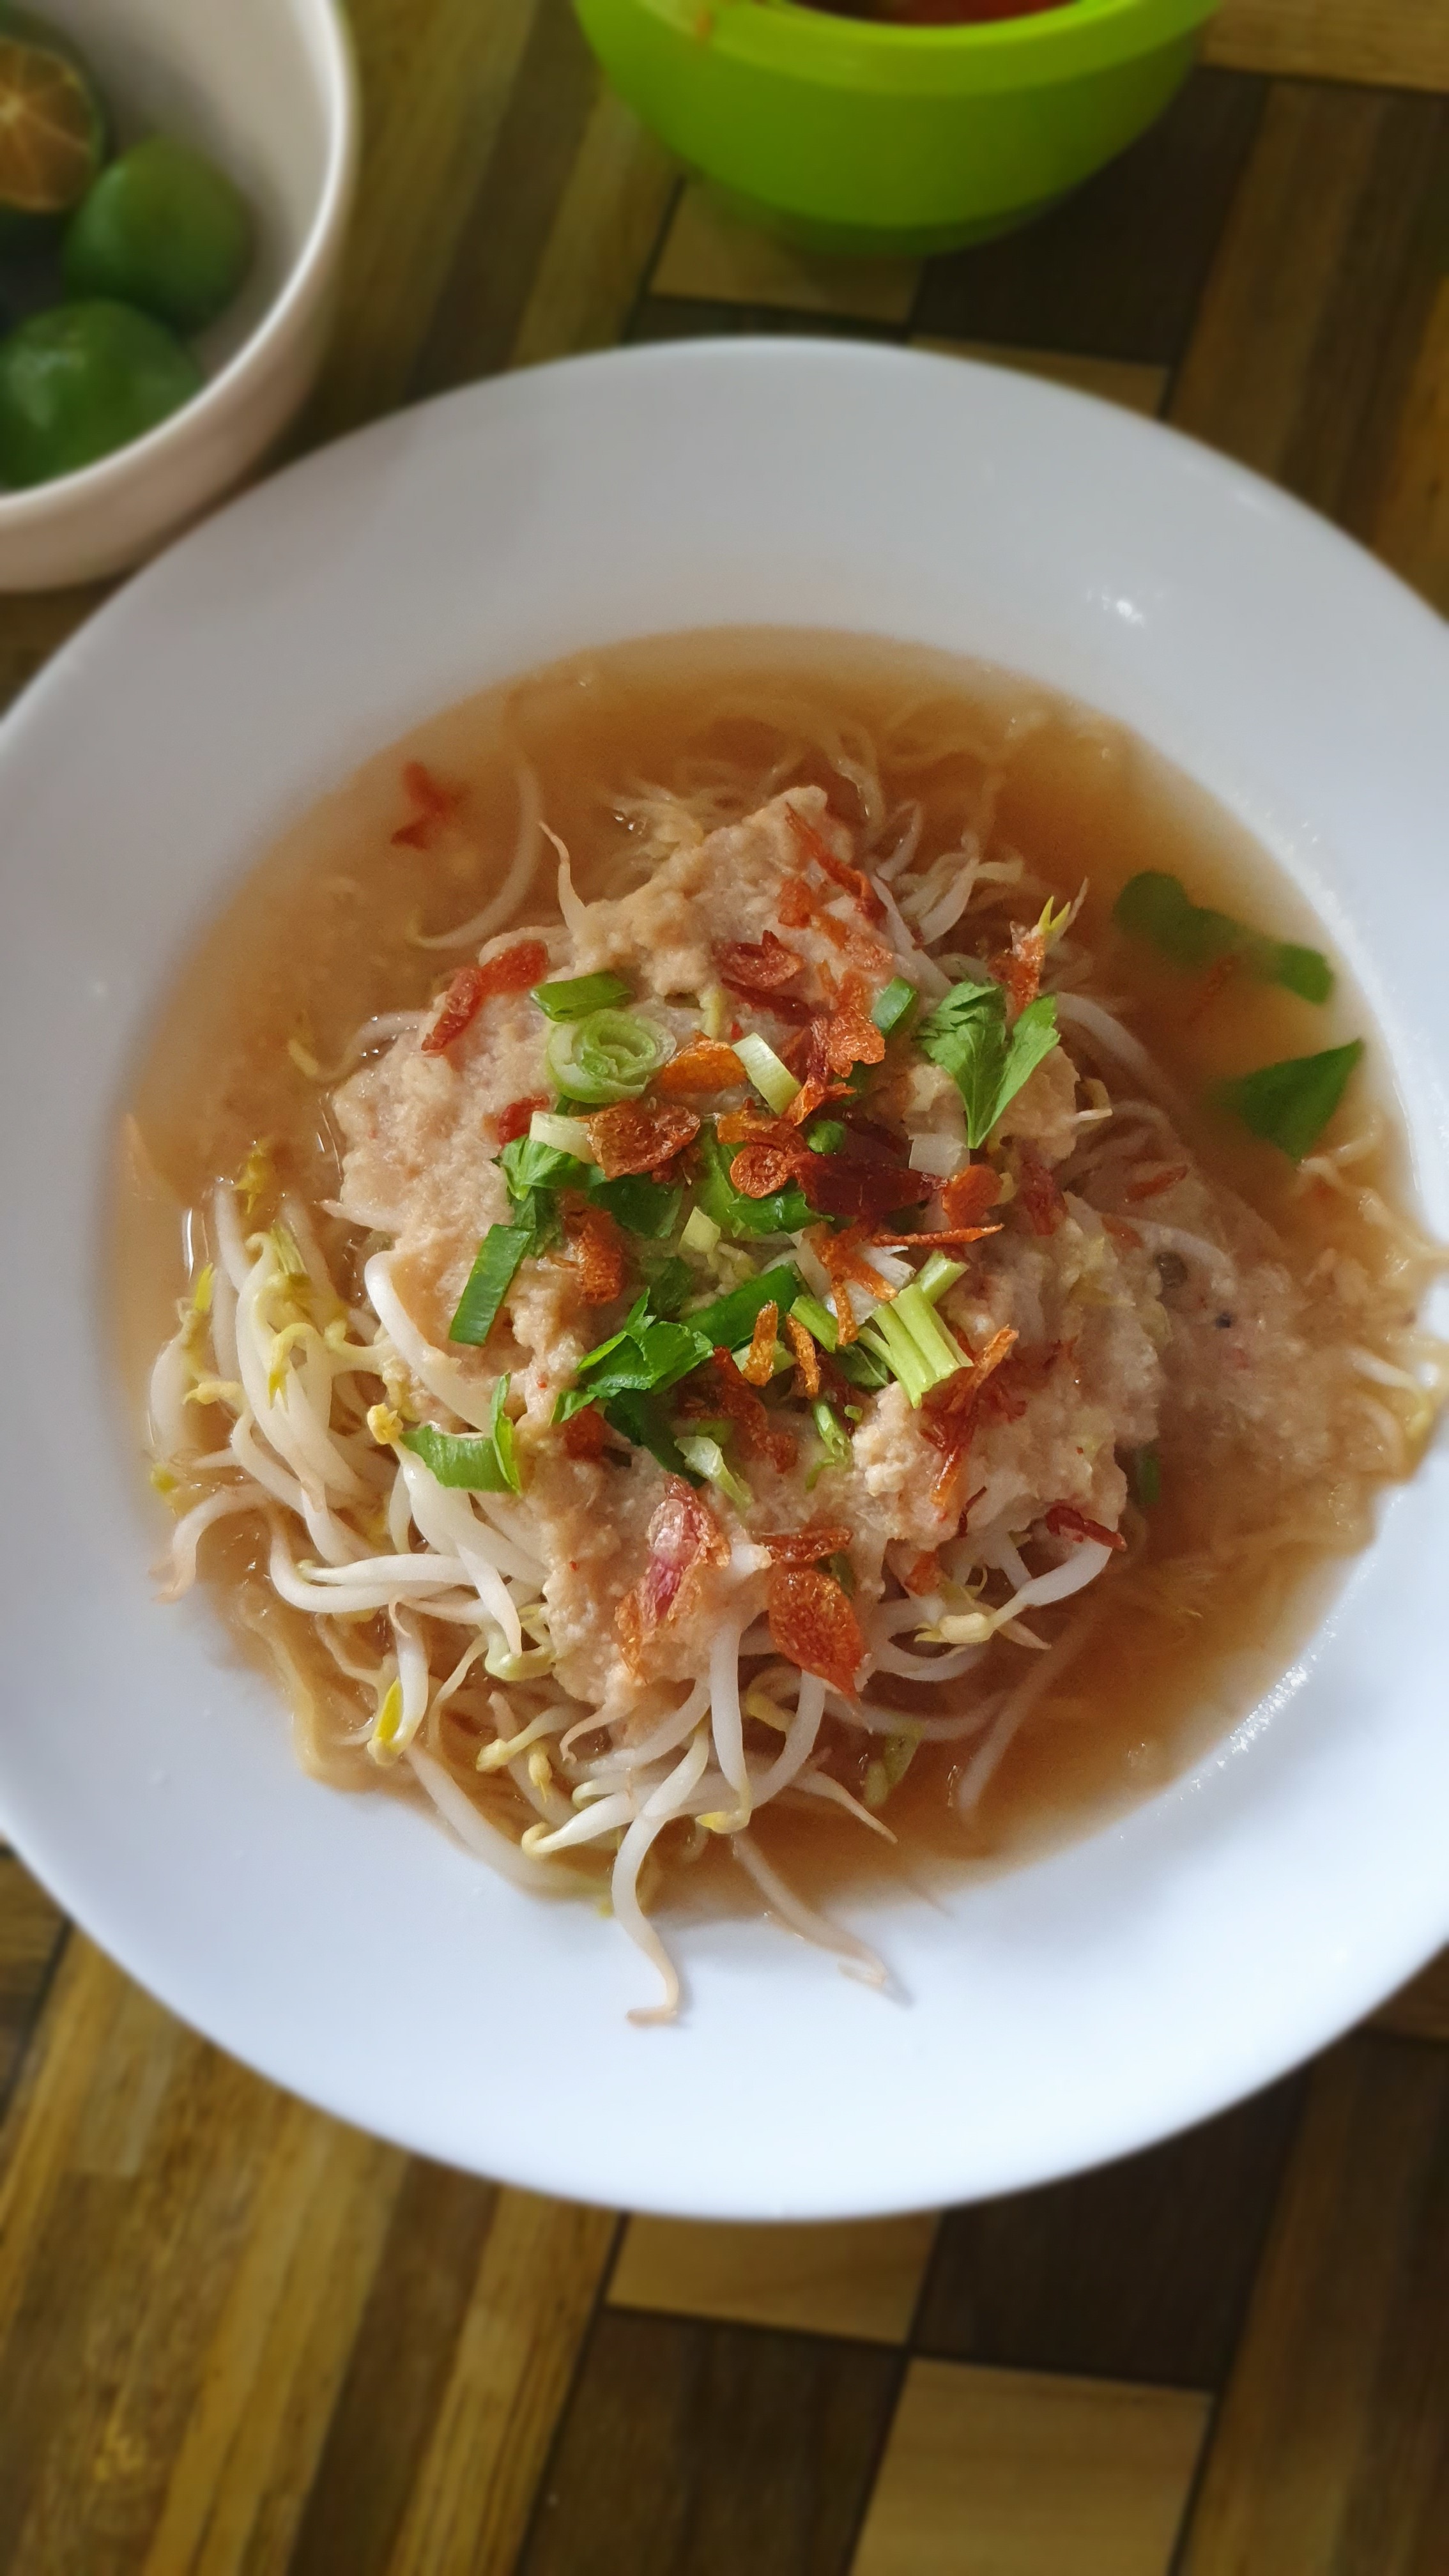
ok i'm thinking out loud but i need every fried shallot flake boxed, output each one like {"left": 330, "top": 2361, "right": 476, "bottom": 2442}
{"left": 586, "top": 1100, "right": 700, "bottom": 1178}
{"left": 567, "top": 1204, "right": 627, "bottom": 1305}
{"left": 1044, "top": 1503, "right": 1125, "bottom": 1550}
{"left": 656, "top": 1038, "right": 746, "bottom": 1094}
{"left": 767, "top": 1563, "right": 866, "bottom": 1696}
{"left": 739, "top": 1301, "right": 779, "bottom": 1386}
{"left": 420, "top": 940, "right": 549, "bottom": 1055}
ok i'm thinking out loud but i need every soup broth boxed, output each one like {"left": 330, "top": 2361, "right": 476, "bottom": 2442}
{"left": 118, "top": 631, "right": 1441, "bottom": 1942}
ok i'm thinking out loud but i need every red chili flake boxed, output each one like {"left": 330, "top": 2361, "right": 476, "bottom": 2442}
{"left": 902, "top": 1549, "right": 942, "bottom": 1596}
{"left": 739, "top": 1301, "right": 779, "bottom": 1386}
{"left": 1189, "top": 953, "right": 1239, "bottom": 1022}
{"left": 989, "top": 919, "right": 1046, "bottom": 1021}
{"left": 615, "top": 1478, "right": 728, "bottom": 1669}
{"left": 586, "top": 1101, "right": 700, "bottom": 1179}
{"left": 715, "top": 930, "right": 804, "bottom": 995}
{"left": 1103, "top": 1214, "right": 1144, "bottom": 1248}
{"left": 391, "top": 760, "right": 464, "bottom": 850}
{"left": 801, "top": 1152, "right": 931, "bottom": 1228}
{"left": 1014, "top": 1147, "right": 1067, "bottom": 1236}
{"left": 496, "top": 1092, "right": 548, "bottom": 1146}
{"left": 1044, "top": 1503, "right": 1126, "bottom": 1551}
{"left": 567, "top": 1205, "right": 627, "bottom": 1305}
{"left": 730, "top": 1142, "right": 799, "bottom": 1200}
{"left": 785, "top": 804, "right": 886, "bottom": 925}
{"left": 785, "top": 1312, "right": 821, "bottom": 1398}
{"left": 758, "top": 1526, "right": 852, "bottom": 1565}
{"left": 561, "top": 1404, "right": 609, "bottom": 1461}
{"left": 655, "top": 1038, "right": 746, "bottom": 1094}
{"left": 1125, "top": 1163, "right": 1190, "bottom": 1204}
{"left": 767, "top": 1564, "right": 866, "bottom": 1696}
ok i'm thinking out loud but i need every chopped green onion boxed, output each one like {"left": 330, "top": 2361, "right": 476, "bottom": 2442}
{"left": 450, "top": 1222, "right": 532, "bottom": 1346}
{"left": 402, "top": 1376, "right": 521, "bottom": 1493}
{"left": 915, "top": 1252, "right": 967, "bottom": 1305}
{"left": 858, "top": 1284, "right": 968, "bottom": 1407}
{"left": 790, "top": 1291, "right": 839, "bottom": 1353}
{"left": 694, "top": 1124, "right": 813, "bottom": 1240}
{"left": 545, "top": 1008, "right": 670, "bottom": 1106}
{"left": 677, "top": 1431, "right": 753, "bottom": 1512}
{"left": 689, "top": 1262, "right": 801, "bottom": 1351}
{"left": 918, "top": 979, "right": 1060, "bottom": 1149}
{"left": 1215, "top": 1039, "right": 1363, "bottom": 1162}
{"left": 808, "top": 1400, "right": 852, "bottom": 1482}
{"left": 1130, "top": 1445, "right": 1162, "bottom": 1509}
{"left": 529, "top": 1110, "right": 594, "bottom": 1159}
{"left": 864, "top": 1729, "right": 918, "bottom": 1809}
{"left": 681, "top": 1206, "right": 721, "bottom": 1255}
{"left": 733, "top": 1031, "right": 800, "bottom": 1115}
{"left": 532, "top": 970, "right": 632, "bottom": 1020}
{"left": 871, "top": 977, "right": 917, "bottom": 1037}
{"left": 808, "top": 1120, "right": 847, "bottom": 1154}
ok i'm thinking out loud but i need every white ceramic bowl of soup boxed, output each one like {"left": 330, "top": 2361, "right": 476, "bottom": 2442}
{"left": 0, "top": 0, "right": 358, "bottom": 590}
{"left": 1, "top": 341, "right": 1447, "bottom": 2218}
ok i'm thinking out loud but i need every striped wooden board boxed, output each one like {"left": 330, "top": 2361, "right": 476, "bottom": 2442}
{"left": 1, "top": 3, "right": 1446, "bottom": 2566}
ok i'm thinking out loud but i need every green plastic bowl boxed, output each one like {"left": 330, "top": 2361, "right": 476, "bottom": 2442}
{"left": 574, "top": 0, "right": 1220, "bottom": 256}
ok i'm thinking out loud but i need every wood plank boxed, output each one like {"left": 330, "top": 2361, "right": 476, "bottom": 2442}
{"left": 913, "top": 338, "right": 1168, "bottom": 415}
{"left": 408, "top": 0, "right": 601, "bottom": 397}
{"left": 1177, "top": 2034, "right": 1449, "bottom": 2576}
{"left": 304, "top": 0, "right": 544, "bottom": 441}
{"left": 383, "top": 2188, "right": 618, "bottom": 2576}
{"left": 0, "top": 1853, "right": 65, "bottom": 2117}
{"left": 508, "top": 91, "right": 680, "bottom": 369}
{"left": 1206, "top": 0, "right": 1449, "bottom": 95}
{"left": 851, "top": 2359, "right": 1208, "bottom": 2576}
{"left": 651, "top": 185, "right": 919, "bottom": 325}
{"left": 914, "top": 2078, "right": 1302, "bottom": 2390}
{"left": 1170, "top": 81, "right": 1449, "bottom": 538}
{"left": 516, "top": 2309, "right": 899, "bottom": 2576}
{"left": 609, "top": 2214, "right": 938, "bottom": 2345}
{"left": 1372, "top": 276, "right": 1449, "bottom": 616}
{"left": 914, "top": 69, "right": 1265, "bottom": 362}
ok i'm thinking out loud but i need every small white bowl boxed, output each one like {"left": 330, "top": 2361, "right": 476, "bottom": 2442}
{"left": 0, "top": 0, "right": 358, "bottom": 590}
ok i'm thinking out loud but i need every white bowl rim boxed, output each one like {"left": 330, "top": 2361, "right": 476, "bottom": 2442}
{"left": 0, "top": 0, "right": 360, "bottom": 528}
{"left": 1, "top": 336, "right": 1448, "bottom": 2220}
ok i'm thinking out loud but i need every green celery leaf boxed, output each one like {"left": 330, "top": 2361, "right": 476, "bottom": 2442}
{"left": 602, "top": 1390, "right": 698, "bottom": 1480}
{"left": 449, "top": 1222, "right": 532, "bottom": 1346}
{"left": 917, "top": 977, "right": 1060, "bottom": 1149}
{"left": 587, "top": 1170, "right": 682, "bottom": 1238}
{"left": 1215, "top": 1040, "right": 1363, "bottom": 1161}
{"left": 1114, "top": 871, "right": 1333, "bottom": 1005}
{"left": 688, "top": 1262, "right": 801, "bottom": 1351}
{"left": 644, "top": 1256, "right": 694, "bottom": 1319}
{"left": 694, "top": 1123, "right": 813, "bottom": 1239}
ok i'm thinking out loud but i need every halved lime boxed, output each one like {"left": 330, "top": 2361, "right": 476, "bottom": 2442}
{"left": 0, "top": 27, "right": 105, "bottom": 221}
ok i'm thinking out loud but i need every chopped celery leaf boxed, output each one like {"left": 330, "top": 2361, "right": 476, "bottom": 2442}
{"left": 1215, "top": 1039, "right": 1363, "bottom": 1161}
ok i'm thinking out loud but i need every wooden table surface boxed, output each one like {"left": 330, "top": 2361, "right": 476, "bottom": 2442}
{"left": 3, "top": 3, "right": 1448, "bottom": 2569}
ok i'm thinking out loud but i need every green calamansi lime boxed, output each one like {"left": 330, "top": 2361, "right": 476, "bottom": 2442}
{"left": 0, "top": 300, "right": 200, "bottom": 486}
{"left": 63, "top": 137, "right": 252, "bottom": 334}
{"left": 0, "top": 15, "right": 105, "bottom": 236}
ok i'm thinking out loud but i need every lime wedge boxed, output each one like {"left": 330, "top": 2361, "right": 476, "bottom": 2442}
{"left": 0, "top": 33, "right": 104, "bottom": 218}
